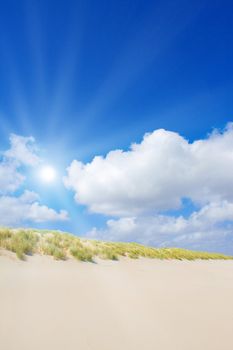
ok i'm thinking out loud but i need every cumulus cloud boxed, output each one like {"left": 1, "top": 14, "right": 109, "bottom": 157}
{"left": 64, "top": 123, "right": 233, "bottom": 216}
{"left": 0, "top": 134, "right": 40, "bottom": 194}
{"left": 87, "top": 200, "right": 233, "bottom": 254}
{"left": 0, "top": 190, "right": 68, "bottom": 226}
{"left": 0, "top": 162, "right": 25, "bottom": 193}
{"left": 64, "top": 123, "right": 233, "bottom": 253}
{"left": 4, "top": 134, "right": 40, "bottom": 166}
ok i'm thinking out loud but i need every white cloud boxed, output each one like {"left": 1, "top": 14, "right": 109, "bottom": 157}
{"left": 0, "top": 190, "right": 68, "bottom": 226}
{"left": 0, "top": 162, "right": 25, "bottom": 193}
{"left": 64, "top": 123, "right": 233, "bottom": 216}
{"left": 0, "top": 134, "right": 40, "bottom": 194}
{"left": 64, "top": 123, "right": 233, "bottom": 253}
{"left": 4, "top": 134, "right": 40, "bottom": 166}
{"left": 87, "top": 200, "right": 233, "bottom": 254}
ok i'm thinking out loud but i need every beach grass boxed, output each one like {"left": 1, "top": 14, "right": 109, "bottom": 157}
{"left": 0, "top": 227, "right": 232, "bottom": 261}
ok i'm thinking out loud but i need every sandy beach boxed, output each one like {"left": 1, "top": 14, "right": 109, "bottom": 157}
{"left": 1, "top": 253, "right": 233, "bottom": 350}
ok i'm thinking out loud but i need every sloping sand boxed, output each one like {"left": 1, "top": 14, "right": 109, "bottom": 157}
{"left": 1, "top": 253, "right": 233, "bottom": 350}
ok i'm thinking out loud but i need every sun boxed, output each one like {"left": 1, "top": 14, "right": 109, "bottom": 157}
{"left": 39, "top": 165, "right": 56, "bottom": 183}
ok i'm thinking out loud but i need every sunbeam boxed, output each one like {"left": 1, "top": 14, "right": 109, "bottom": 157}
{"left": 24, "top": 0, "right": 46, "bottom": 111}
{"left": 77, "top": 0, "right": 205, "bottom": 135}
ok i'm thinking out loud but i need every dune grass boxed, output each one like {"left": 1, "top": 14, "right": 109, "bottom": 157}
{"left": 0, "top": 227, "right": 232, "bottom": 261}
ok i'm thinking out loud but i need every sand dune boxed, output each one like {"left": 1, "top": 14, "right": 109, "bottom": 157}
{"left": 1, "top": 253, "right": 233, "bottom": 350}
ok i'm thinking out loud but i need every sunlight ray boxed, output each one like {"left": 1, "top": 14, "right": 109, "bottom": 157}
{"left": 78, "top": 1, "right": 204, "bottom": 136}
{"left": 47, "top": 2, "right": 87, "bottom": 136}
{"left": 0, "top": 39, "right": 33, "bottom": 135}
{"left": 23, "top": 0, "right": 46, "bottom": 111}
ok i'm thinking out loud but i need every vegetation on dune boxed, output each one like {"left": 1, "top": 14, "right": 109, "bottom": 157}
{"left": 0, "top": 227, "right": 232, "bottom": 261}
{"left": 0, "top": 228, "right": 38, "bottom": 259}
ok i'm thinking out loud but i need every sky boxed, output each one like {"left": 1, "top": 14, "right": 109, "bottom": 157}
{"left": 0, "top": 0, "right": 233, "bottom": 254}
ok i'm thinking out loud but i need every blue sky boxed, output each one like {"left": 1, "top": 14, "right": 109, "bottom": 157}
{"left": 0, "top": 0, "right": 233, "bottom": 254}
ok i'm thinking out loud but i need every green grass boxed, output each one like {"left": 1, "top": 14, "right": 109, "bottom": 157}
{"left": 0, "top": 227, "right": 232, "bottom": 261}
{"left": 0, "top": 228, "right": 38, "bottom": 259}
{"left": 40, "top": 243, "right": 66, "bottom": 260}
{"left": 70, "top": 246, "right": 94, "bottom": 262}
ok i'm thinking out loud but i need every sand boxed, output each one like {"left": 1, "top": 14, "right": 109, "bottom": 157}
{"left": 0, "top": 253, "right": 233, "bottom": 350}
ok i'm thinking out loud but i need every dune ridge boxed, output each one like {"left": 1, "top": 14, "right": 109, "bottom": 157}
{"left": 0, "top": 227, "right": 232, "bottom": 261}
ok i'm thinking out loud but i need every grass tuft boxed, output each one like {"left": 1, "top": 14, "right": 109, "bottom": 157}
{"left": 70, "top": 246, "right": 93, "bottom": 262}
{"left": 0, "top": 228, "right": 38, "bottom": 260}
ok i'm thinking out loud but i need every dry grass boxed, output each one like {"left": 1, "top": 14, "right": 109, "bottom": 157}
{"left": 0, "top": 227, "right": 232, "bottom": 261}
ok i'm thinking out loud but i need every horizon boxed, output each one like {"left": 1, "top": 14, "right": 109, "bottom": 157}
{"left": 0, "top": 0, "right": 233, "bottom": 255}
